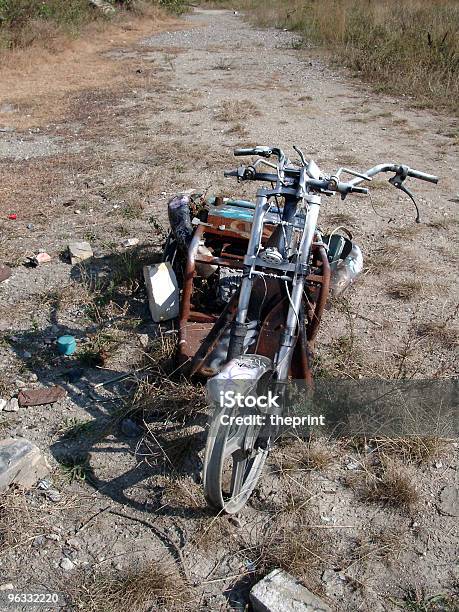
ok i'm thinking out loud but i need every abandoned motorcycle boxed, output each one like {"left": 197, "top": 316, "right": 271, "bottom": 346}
{"left": 155, "top": 145, "right": 438, "bottom": 513}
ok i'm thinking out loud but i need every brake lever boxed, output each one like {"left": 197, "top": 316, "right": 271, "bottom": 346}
{"left": 389, "top": 168, "right": 421, "bottom": 223}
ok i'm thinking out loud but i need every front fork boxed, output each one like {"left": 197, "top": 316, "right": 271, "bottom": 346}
{"left": 227, "top": 191, "right": 321, "bottom": 377}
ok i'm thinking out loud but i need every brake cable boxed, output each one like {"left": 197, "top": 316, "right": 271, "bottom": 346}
{"left": 389, "top": 165, "right": 421, "bottom": 223}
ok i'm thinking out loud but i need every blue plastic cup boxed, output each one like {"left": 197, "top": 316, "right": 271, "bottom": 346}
{"left": 57, "top": 335, "right": 77, "bottom": 356}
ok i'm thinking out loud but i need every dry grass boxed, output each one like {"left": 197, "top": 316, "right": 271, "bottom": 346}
{"left": 387, "top": 279, "right": 423, "bottom": 301}
{"left": 69, "top": 563, "right": 193, "bottom": 612}
{"left": 347, "top": 458, "right": 420, "bottom": 509}
{"left": 215, "top": 99, "right": 261, "bottom": 123}
{"left": 0, "top": 8, "right": 181, "bottom": 129}
{"left": 257, "top": 518, "right": 332, "bottom": 590}
{"left": 372, "top": 436, "right": 450, "bottom": 465}
{"left": 234, "top": 0, "right": 459, "bottom": 113}
{"left": 275, "top": 436, "right": 335, "bottom": 472}
{"left": 0, "top": 489, "right": 41, "bottom": 553}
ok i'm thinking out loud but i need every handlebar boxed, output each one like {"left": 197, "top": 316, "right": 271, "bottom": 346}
{"left": 406, "top": 168, "right": 438, "bottom": 184}
{"left": 225, "top": 152, "right": 439, "bottom": 200}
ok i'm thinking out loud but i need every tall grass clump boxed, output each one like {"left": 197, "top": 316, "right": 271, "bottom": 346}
{"left": 234, "top": 0, "right": 459, "bottom": 113}
{"left": 0, "top": 0, "right": 187, "bottom": 49}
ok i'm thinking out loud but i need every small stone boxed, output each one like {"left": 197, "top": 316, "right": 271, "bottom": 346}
{"left": 434, "top": 461, "right": 443, "bottom": 469}
{"left": 27, "top": 223, "right": 34, "bottom": 230}
{"left": 46, "top": 533, "right": 60, "bottom": 542}
{"left": 34, "top": 252, "right": 52, "bottom": 265}
{"left": 74, "top": 209, "right": 81, "bottom": 215}
{"left": 4, "top": 398, "right": 19, "bottom": 412}
{"left": 346, "top": 461, "right": 359, "bottom": 470}
{"left": 33, "top": 535, "right": 46, "bottom": 547}
{"left": 15, "top": 380, "right": 27, "bottom": 389}
{"left": 68, "top": 241, "right": 93, "bottom": 265}
{"left": 122, "top": 238, "right": 139, "bottom": 248}
{"left": 66, "top": 538, "right": 81, "bottom": 550}
{"left": 60, "top": 557, "right": 75, "bottom": 571}
{"left": 28, "top": 373, "right": 38, "bottom": 383}
{"left": 137, "top": 333, "right": 149, "bottom": 348}
{"left": 37, "top": 478, "right": 52, "bottom": 490}
{"left": 0, "top": 583, "right": 14, "bottom": 591}
{"left": 0, "top": 399, "right": 7, "bottom": 411}
{"left": 46, "top": 489, "right": 62, "bottom": 503}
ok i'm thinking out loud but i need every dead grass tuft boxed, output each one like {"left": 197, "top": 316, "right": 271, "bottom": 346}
{"left": 69, "top": 563, "right": 193, "bottom": 612}
{"left": 387, "top": 280, "right": 423, "bottom": 301}
{"left": 257, "top": 519, "right": 332, "bottom": 589}
{"left": 215, "top": 99, "right": 261, "bottom": 122}
{"left": 349, "top": 458, "right": 419, "bottom": 509}
{"left": 372, "top": 436, "right": 450, "bottom": 465}
{"left": 0, "top": 489, "right": 37, "bottom": 552}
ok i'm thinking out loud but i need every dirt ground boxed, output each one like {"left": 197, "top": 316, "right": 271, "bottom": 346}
{"left": 0, "top": 8, "right": 458, "bottom": 611}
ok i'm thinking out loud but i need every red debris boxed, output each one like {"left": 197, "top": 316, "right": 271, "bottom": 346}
{"left": 8, "top": 213, "right": 17, "bottom": 220}
{"left": 18, "top": 386, "right": 67, "bottom": 407}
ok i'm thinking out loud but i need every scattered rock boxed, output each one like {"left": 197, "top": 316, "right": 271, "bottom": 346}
{"left": 18, "top": 385, "right": 67, "bottom": 407}
{"left": 0, "top": 438, "right": 50, "bottom": 492}
{"left": 45, "top": 489, "right": 62, "bottom": 503}
{"left": 0, "top": 126, "right": 15, "bottom": 133}
{"left": 250, "top": 569, "right": 331, "bottom": 612}
{"left": 0, "top": 399, "right": 6, "bottom": 411}
{"left": 33, "top": 535, "right": 46, "bottom": 547}
{"left": 438, "top": 485, "right": 458, "bottom": 517}
{"left": 137, "top": 333, "right": 149, "bottom": 348}
{"left": 15, "top": 380, "right": 27, "bottom": 389}
{"left": 60, "top": 557, "right": 75, "bottom": 572}
{"left": 120, "top": 418, "right": 142, "bottom": 438}
{"left": 0, "top": 583, "right": 14, "bottom": 591}
{"left": 28, "top": 373, "right": 38, "bottom": 383}
{"left": 46, "top": 533, "right": 61, "bottom": 542}
{"left": 4, "top": 398, "right": 19, "bottom": 412}
{"left": 66, "top": 538, "right": 81, "bottom": 550}
{"left": 122, "top": 238, "right": 139, "bottom": 248}
{"left": 0, "top": 264, "right": 11, "bottom": 283}
{"left": 34, "top": 252, "right": 52, "bottom": 265}
{"left": 68, "top": 241, "right": 93, "bottom": 265}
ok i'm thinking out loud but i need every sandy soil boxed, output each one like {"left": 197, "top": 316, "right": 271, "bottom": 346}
{"left": 0, "top": 8, "right": 457, "bottom": 611}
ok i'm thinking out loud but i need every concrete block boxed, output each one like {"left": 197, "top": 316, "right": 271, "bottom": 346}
{"left": 250, "top": 569, "right": 331, "bottom": 612}
{"left": 0, "top": 438, "right": 50, "bottom": 492}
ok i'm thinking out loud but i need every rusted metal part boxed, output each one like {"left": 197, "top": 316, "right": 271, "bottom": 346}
{"left": 307, "top": 244, "right": 330, "bottom": 344}
{"left": 188, "top": 311, "right": 218, "bottom": 324}
{"left": 178, "top": 224, "right": 205, "bottom": 365}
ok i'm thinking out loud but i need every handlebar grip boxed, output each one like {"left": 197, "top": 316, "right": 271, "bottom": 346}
{"left": 349, "top": 186, "right": 369, "bottom": 194}
{"left": 407, "top": 168, "right": 439, "bottom": 184}
{"left": 234, "top": 148, "right": 256, "bottom": 157}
